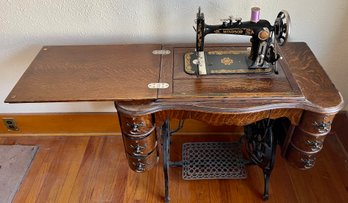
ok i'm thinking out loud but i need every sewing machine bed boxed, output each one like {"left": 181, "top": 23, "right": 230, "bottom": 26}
{"left": 158, "top": 44, "right": 304, "bottom": 100}
{"left": 184, "top": 49, "right": 273, "bottom": 75}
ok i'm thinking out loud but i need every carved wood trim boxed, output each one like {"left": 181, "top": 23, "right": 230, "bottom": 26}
{"left": 155, "top": 108, "right": 302, "bottom": 127}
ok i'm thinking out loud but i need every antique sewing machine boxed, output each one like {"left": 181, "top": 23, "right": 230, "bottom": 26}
{"left": 186, "top": 7, "right": 291, "bottom": 75}
{"left": 5, "top": 5, "right": 343, "bottom": 203}
{"left": 181, "top": 7, "right": 292, "bottom": 201}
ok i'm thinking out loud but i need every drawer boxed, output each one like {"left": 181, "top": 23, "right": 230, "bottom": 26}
{"left": 286, "top": 144, "right": 317, "bottom": 170}
{"left": 127, "top": 149, "right": 158, "bottom": 172}
{"left": 123, "top": 130, "right": 157, "bottom": 156}
{"left": 299, "top": 112, "right": 334, "bottom": 135}
{"left": 120, "top": 114, "right": 154, "bottom": 135}
{"left": 291, "top": 127, "right": 325, "bottom": 153}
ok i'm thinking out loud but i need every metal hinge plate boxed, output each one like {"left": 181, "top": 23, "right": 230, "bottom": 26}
{"left": 152, "top": 50, "right": 171, "bottom": 55}
{"left": 148, "top": 83, "right": 169, "bottom": 89}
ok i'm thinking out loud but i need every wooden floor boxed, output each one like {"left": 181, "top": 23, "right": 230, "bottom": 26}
{"left": 1, "top": 123, "right": 348, "bottom": 202}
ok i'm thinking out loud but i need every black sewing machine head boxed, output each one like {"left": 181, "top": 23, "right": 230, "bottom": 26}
{"left": 186, "top": 7, "right": 291, "bottom": 75}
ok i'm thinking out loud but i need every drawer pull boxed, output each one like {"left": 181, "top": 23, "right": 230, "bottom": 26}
{"left": 133, "top": 161, "right": 146, "bottom": 172}
{"left": 301, "top": 156, "right": 316, "bottom": 169}
{"left": 127, "top": 121, "right": 145, "bottom": 134}
{"left": 313, "top": 121, "right": 331, "bottom": 133}
{"left": 130, "top": 144, "right": 147, "bottom": 155}
{"left": 306, "top": 140, "right": 323, "bottom": 152}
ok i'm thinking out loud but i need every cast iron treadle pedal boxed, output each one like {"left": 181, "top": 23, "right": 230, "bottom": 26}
{"left": 182, "top": 142, "right": 247, "bottom": 180}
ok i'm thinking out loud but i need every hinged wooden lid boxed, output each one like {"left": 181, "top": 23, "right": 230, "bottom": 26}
{"left": 5, "top": 44, "right": 162, "bottom": 103}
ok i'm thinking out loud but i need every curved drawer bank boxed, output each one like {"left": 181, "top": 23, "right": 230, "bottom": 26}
{"left": 118, "top": 111, "right": 159, "bottom": 172}
{"left": 285, "top": 111, "right": 335, "bottom": 169}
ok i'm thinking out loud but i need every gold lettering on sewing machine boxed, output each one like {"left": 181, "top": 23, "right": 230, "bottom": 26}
{"left": 214, "top": 28, "right": 254, "bottom": 35}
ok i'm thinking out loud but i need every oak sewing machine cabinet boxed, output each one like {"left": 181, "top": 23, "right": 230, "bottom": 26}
{"left": 5, "top": 7, "right": 344, "bottom": 202}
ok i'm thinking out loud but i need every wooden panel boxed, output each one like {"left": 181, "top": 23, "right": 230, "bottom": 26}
{"left": 5, "top": 44, "right": 162, "bottom": 103}
{"left": 159, "top": 44, "right": 303, "bottom": 100}
{"left": 155, "top": 108, "right": 302, "bottom": 127}
{"left": 172, "top": 78, "right": 294, "bottom": 97}
{"left": 279, "top": 42, "right": 344, "bottom": 111}
{"left": 4, "top": 43, "right": 343, "bottom": 114}
{"left": 298, "top": 111, "right": 335, "bottom": 135}
{"left": 126, "top": 149, "right": 158, "bottom": 172}
{"left": 118, "top": 113, "right": 154, "bottom": 136}
{"left": 122, "top": 130, "right": 157, "bottom": 156}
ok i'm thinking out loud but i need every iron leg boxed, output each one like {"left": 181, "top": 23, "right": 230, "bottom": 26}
{"left": 162, "top": 119, "right": 171, "bottom": 202}
{"left": 263, "top": 170, "right": 271, "bottom": 200}
{"left": 244, "top": 119, "right": 277, "bottom": 201}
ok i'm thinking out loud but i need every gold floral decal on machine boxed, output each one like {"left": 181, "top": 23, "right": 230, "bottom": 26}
{"left": 220, "top": 57, "right": 234, "bottom": 65}
{"left": 184, "top": 50, "right": 272, "bottom": 75}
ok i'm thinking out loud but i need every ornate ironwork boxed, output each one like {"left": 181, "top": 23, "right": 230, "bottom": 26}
{"left": 162, "top": 117, "right": 278, "bottom": 201}
{"left": 243, "top": 118, "right": 276, "bottom": 200}
{"left": 182, "top": 142, "right": 247, "bottom": 180}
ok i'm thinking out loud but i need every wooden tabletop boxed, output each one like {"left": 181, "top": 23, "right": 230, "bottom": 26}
{"left": 5, "top": 44, "right": 162, "bottom": 103}
{"left": 5, "top": 43, "right": 344, "bottom": 113}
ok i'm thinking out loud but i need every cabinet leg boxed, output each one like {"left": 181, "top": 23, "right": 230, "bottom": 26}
{"left": 263, "top": 126, "right": 277, "bottom": 201}
{"left": 244, "top": 119, "right": 277, "bottom": 200}
{"left": 162, "top": 119, "right": 171, "bottom": 202}
{"left": 263, "top": 170, "right": 271, "bottom": 200}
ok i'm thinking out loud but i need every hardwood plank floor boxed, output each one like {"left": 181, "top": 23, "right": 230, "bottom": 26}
{"left": 1, "top": 130, "right": 347, "bottom": 203}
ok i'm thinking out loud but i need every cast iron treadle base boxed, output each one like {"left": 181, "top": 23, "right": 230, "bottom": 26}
{"left": 182, "top": 142, "right": 247, "bottom": 180}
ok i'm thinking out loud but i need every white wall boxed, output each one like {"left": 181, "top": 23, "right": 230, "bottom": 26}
{"left": 1, "top": 0, "right": 347, "bottom": 113}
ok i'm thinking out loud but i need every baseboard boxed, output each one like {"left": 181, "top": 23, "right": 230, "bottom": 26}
{"left": 0, "top": 113, "right": 242, "bottom": 137}
{"left": 2, "top": 111, "right": 346, "bottom": 140}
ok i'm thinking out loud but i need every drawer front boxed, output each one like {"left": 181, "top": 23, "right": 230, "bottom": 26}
{"left": 299, "top": 112, "right": 334, "bottom": 135}
{"left": 123, "top": 131, "right": 157, "bottom": 156}
{"left": 127, "top": 150, "right": 158, "bottom": 172}
{"left": 120, "top": 114, "right": 154, "bottom": 135}
{"left": 291, "top": 127, "right": 325, "bottom": 153}
{"left": 286, "top": 144, "right": 317, "bottom": 170}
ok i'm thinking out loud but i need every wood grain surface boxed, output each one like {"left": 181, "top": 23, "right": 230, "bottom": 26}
{"left": 5, "top": 42, "right": 343, "bottom": 115}
{"left": 279, "top": 42, "right": 344, "bottom": 112}
{"left": 0, "top": 131, "right": 347, "bottom": 202}
{"left": 154, "top": 108, "right": 303, "bottom": 127}
{"left": 5, "top": 44, "right": 161, "bottom": 103}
